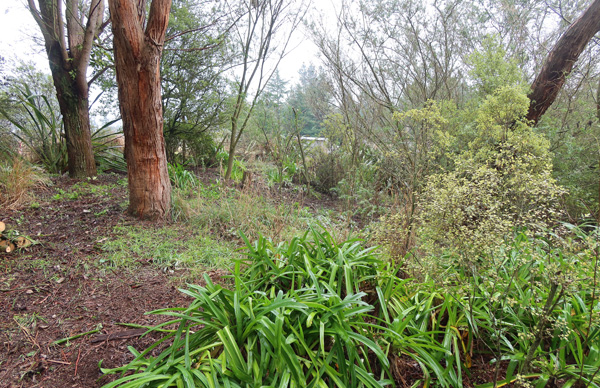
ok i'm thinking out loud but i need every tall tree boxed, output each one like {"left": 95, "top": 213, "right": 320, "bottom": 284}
{"left": 527, "top": 0, "right": 600, "bottom": 124}
{"left": 162, "top": 0, "right": 229, "bottom": 165}
{"left": 224, "top": 0, "right": 308, "bottom": 180}
{"left": 288, "top": 64, "right": 331, "bottom": 135}
{"left": 109, "top": 0, "right": 172, "bottom": 220}
{"left": 27, "top": 0, "right": 105, "bottom": 177}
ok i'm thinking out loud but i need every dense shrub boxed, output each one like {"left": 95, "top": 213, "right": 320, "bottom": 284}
{"left": 369, "top": 203, "right": 416, "bottom": 262}
{"left": 310, "top": 149, "right": 347, "bottom": 193}
{"left": 166, "top": 129, "right": 217, "bottom": 167}
{"left": 418, "top": 86, "right": 566, "bottom": 257}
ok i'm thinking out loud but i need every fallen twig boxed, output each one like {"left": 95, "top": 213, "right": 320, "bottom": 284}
{"left": 74, "top": 347, "right": 81, "bottom": 376}
{"left": 47, "top": 359, "right": 71, "bottom": 365}
{"left": 51, "top": 325, "right": 103, "bottom": 346}
{"left": 90, "top": 328, "right": 147, "bottom": 343}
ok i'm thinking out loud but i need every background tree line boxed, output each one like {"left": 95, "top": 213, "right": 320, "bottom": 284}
{"left": 1, "top": 0, "right": 600, "bottom": 226}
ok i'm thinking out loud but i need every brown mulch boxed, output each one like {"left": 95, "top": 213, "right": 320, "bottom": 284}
{"left": 0, "top": 174, "right": 214, "bottom": 388}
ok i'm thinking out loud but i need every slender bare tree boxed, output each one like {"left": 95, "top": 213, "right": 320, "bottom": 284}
{"left": 223, "top": 0, "right": 309, "bottom": 180}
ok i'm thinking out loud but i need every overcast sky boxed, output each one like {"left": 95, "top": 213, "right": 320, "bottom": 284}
{"left": 0, "top": 2, "right": 48, "bottom": 70}
{"left": 0, "top": 1, "right": 339, "bottom": 83}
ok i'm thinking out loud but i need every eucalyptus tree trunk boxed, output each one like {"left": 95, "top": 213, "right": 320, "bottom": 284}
{"left": 527, "top": 0, "right": 600, "bottom": 125}
{"left": 109, "top": 0, "right": 172, "bottom": 220}
{"left": 48, "top": 44, "right": 97, "bottom": 177}
{"left": 28, "top": 0, "right": 105, "bottom": 177}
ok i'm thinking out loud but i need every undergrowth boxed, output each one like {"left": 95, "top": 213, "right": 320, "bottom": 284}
{"left": 99, "top": 224, "right": 236, "bottom": 280}
{"left": 169, "top": 163, "right": 199, "bottom": 193}
{"left": 172, "top": 183, "right": 345, "bottom": 243}
{"left": 0, "top": 157, "right": 49, "bottom": 210}
{"left": 100, "top": 226, "right": 600, "bottom": 388}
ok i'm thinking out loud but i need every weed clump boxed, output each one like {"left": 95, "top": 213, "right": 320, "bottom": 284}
{"left": 0, "top": 157, "right": 48, "bottom": 210}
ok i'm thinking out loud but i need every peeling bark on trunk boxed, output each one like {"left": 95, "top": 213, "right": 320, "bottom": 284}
{"left": 527, "top": 0, "right": 600, "bottom": 125}
{"left": 109, "top": 0, "right": 172, "bottom": 221}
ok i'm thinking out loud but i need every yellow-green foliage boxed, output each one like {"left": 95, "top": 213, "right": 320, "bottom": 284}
{"left": 474, "top": 86, "right": 530, "bottom": 143}
{"left": 378, "top": 100, "right": 450, "bottom": 192}
{"left": 418, "top": 86, "right": 566, "bottom": 257}
{"left": 467, "top": 35, "right": 526, "bottom": 96}
{"left": 392, "top": 99, "right": 449, "bottom": 130}
{"left": 322, "top": 112, "right": 353, "bottom": 154}
{"left": 391, "top": 99, "right": 449, "bottom": 161}
{"left": 370, "top": 208, "right": 414, "bottom": 262}
{"left": 369, "top": 101, "right": 453, "bottom": 262}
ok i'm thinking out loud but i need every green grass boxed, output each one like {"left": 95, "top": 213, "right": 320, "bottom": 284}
{"left": 172, "top": 183, "right": 347, "bottom": 243}
{"left": 0, "top": 256, "right": 52, "bottom": 275}
{"left": 99, "top": 224, "right": 237, "bottom": 279}
{"left": 49, "top": 179, "right": 120, "bottom": 202}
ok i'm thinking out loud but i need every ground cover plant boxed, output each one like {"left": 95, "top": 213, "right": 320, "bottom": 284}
{"left": 99, "top": 226, "right": 600, "bottom": 388}
{"left": 99, "top": 229, "right": 394, "bottom": 388}
{"left": 0, "top": 169, "right": 347, "bottom": 388}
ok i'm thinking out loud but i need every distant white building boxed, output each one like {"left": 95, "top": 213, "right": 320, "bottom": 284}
{"left": 300, "top": 136, "right": 329, "bottom": 151}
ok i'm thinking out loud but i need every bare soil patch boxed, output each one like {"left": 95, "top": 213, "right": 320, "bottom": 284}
{"left": 0, "top": 174, "right": 218, "bottom": 388}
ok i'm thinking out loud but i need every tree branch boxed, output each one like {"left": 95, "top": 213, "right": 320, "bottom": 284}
{"left": 145, "top": 0, "right": 171, "bottom": 45}
{"left": 67, "top": 0, "right": 84, "bottom": 50}
{"left": 527, "top": 0, "right": 600, "bottom": 125}
{"left": 31, "top": 0, "right": 70, "bottom": 67}
{"left": 164, "top": 43, "right": 221, "bottom": 52}
{"left": 165, "top": 24, "right": 214, "bottom": 42}
{"left": 75, "top": 0, "right": 105, "bottom": 94}
{"left": 88, "top": 65, "right": 111, "bottom": 87}
{"left": 27, "top": 0, "right": 45, "bottom": 33}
